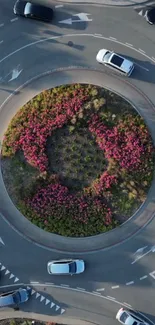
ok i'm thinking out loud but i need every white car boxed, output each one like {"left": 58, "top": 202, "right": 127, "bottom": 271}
{"left": 96, "top": 49, "right": 134, "bottom": 76}
{"left": 116, "top": 308, "right": 149, "bottom": 325}
{"left": 47, "top": 259, "right": 85, "bottom": 275}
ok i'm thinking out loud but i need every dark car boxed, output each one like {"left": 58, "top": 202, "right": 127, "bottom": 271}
{"left": 145, "top": 7, "right": 155, "bottom": 24}
{"left": 13, "top": 1, "right": 54, "bottom": 22}
{"left": 0, "top": 288, "right": 29, "bottom": 307}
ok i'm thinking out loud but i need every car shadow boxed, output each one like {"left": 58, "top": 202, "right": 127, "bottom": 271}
{"left": 117, "top": 53, "right": 155, "bottom": 84}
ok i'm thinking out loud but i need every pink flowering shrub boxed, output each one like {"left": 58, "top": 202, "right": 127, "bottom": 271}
{"left": 2, "top": 84, "right": 154, "bottom": 236}
{"left": 26, "top": 183, "right": 113, "bottom": 233}
{"left": 88, "top": 114, "right": 152, "bottom": 171}
{"left": 92, "top": 171, "right": 118, "bottom": 195}
{"left": 2, "top": 87, "right": 89, "bottom": 171}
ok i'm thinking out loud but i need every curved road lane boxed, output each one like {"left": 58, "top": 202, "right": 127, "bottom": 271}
{"left": 0, "top": 2, "right": 155, "bottom": 325}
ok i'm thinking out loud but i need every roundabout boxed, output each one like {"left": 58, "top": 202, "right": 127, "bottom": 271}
{"left": 0, "top": 2, "right": 155, "bottom": 325}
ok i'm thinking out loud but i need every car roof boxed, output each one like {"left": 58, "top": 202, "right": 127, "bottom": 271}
{"left": 50, "top": 261, "right": 71, "bottom": 274}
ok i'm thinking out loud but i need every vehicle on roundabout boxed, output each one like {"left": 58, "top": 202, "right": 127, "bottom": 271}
{"left": 96, "top": 49, "right": 134, "bottom": 76}
{"left": 116, "top": 308, "right": 149, "bottom": 325}
{"left": 0, "top": 288, "right": 29, "bottom": 307}
{"left": 47, "top": 259, "right": 85, "bottom": 275}
{"left": 145, "top": 7, "right": 155, "bottom": 24}
{"left": 13, "top": 0, "right": 54, "bottom": 22}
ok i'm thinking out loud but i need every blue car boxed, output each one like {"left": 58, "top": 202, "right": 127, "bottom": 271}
{"left": 0, "top": 288, "right": 29, "bottom": 307}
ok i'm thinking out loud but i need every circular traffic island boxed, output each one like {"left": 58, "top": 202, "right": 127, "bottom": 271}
{"left": 1, "top": 84, "right": 155, "bottom": 237}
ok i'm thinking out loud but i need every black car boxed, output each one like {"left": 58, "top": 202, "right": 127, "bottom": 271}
{"left": 145, "top": 7, "right": 155, "bottom": 25}
{"left": 13, "top": 1, "right": 54, "bottom": 22}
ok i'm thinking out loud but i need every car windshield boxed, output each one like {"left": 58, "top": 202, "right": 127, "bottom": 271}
{"left": 69, "top": 262, "right": 76, "bottom": 273}
{"left": 13, "top": 292, "right": 20, "bottom": 304}
{"left": 120, "top": 312, "right": 129, "bottom": 323}
{"left": 103, "top": 51, "right": 111, "bottom": 63}
{"left": 111, "top": 54, "right": 124, "bottom": 67}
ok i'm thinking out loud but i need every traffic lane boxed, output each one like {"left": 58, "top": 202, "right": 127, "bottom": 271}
{"left": 106, "top": 282, "right": 155, "bottom": 324}
{"left": 0, "top": 33, "right": 154, "bottom": 86}
{"left": 26, "top": 284, "right": 124, "bottom": 324}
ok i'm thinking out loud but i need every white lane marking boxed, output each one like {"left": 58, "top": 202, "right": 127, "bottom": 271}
{"left": 140, "top": 275, "right": 148, "bottom": 280}
{"left": 139, "top": 48, "right": 145, "bottom": 53}
{"left": 96, "top": 288, "right": 105, "bottom": 291}
{"left": 51, "top": 302, "right": 55, "bottom": 308}
{"left": 45, "top": 299, "right": 50, "bottom": 305}
{"left": 5, "top": 270, "right": 10, "bottom": 275}
{"left": 94, "top": 33, "right": 102, "bottom": 36}
{"left": 111, "top": 285, "right": 120, "bottom": 289}
{"left": 30, "top": 281, "right": 39, "bottom": 284}
{"left": 152, "top": 57, "right": 155, "bottom": 61}
{"left": 109, "top": 37, "right": 117, "bottom": 40}
{"left": 131, "top": 246, "right": 155, "bottom": 265}
{"left": 0, "top": 33, "right": 155, "bottom": 68}
{"left": 31, "top": 289, "right": 36, "bottom": 295}
{"left": 10, "top": 18, "right": 18, "bottom": 22}
{"left": 24, "top": 283, "right": 132, "bottom": 307}
{"left": 0, "top": 237, "right": 4, "bottom": 245}
{"left": 27, "top": 286, "right": 31, "bottom": 290}
{"left": 125, "top": 42, "right": 133, "bottom": 47}
{"left": 45, "top": 282, "right": 54, "bottom": 285}
{"left": 107, "top": 296, "right": 116, "bottom": 300}
{"left": 0, "top": 24, "right": 4, "bottom": 27}
{"left": 55, "top": 4, "right": 63, "bottom": 7}
{"left": 123, "top": 302, "right": 132, "bottom": 308}
{"left": 126, "top": 281, "right": 134, "bottom": 285}
{"left": 92, "top": 291, "right": 101, "bottom": 295}
{"left": 0, "top": 283, "right": 23, "bottom": 289}
{"left": 56, "top": 305, "right": 60, "bottom": 311}
{"left": 61, "top": 309, "right": 65, "bottom": 314}
{"left": 149, "top": 270, "right": 155, "bottom": 279}
{"left": 1, "top": 265, "right": 6, "bottom": 271}
{"left": 60, "top": 284, "right": 69, "bottom": 287}
{"left": 9, "top": 273, "right": 14, "bottom": 279}
{"left": 36, "top": 292, "right": 40, "bottom": 298}
{"left": 77, "top": 287, "right": 86, "bottom": 291}
{"left": 14, "top": 277, "right": 19, "bottom": 283}
{"left": 40, "top": 296, "right": 45, "bottom": 302}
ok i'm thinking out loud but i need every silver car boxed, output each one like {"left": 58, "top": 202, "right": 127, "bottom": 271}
{"left": 0, "top": 288, "right": 29, "bottom": 307}
{"left": 96, "top": 49, "right": 134, "bottom": 76}
{"left": 47, "top": 259, "right": 85, "bottom": 275}
{"left": 116, "top": 308, "right": 149, "bottom": 325}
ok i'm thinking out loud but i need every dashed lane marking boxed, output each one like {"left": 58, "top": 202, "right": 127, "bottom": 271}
{"left": 14, "top": 277, "right": 19, "bottom": 283}
{"left": 140, "top": 275, "right": 148, "bottom": 280}
{"left": 77, "top": 287, "right": 86, "bottom": 291}
{"left": 60, "top": 284, "right": 69, "bottom": 287}
{"left": 30, "top": 281, "right": 39, "bottom": 284}
{"left": 92, "top": 291, "right": 101, "bottom": 295}
{"left": 10, "top": 18, "right": 18, "bottom": 22}
{"left": 56, "top": 305, "right": 60, "bottom": 311}
{"left": 36, "top": 292, "right": 41, "bottom": 298}
{"left": 96, "top": 288, "right": 105, "bottom": 291}
{"left": 5, "top": 270, "right": 10, "bottom": 275}
{"left": 109, "top": 36, "right": 117, "bottom": 40}
{"left": 125, "top": 43, "right": 133, "bottom": 47}
{"left": 126, "top": 281, "right": 134, "bottom": 286}
{"left": 123, "top": 302, "right": 132, "bottom": 308}
{"left": 1, "top": 265, "right": 6, "bottom": 271}
{"left": 111, "top": 285, "right": 120, "bottom": 289}
{"left": 107, "top": 296, "right": 116, "bottom": 300}
{"left": 138, "top": 48, "right": 146, "bottom": 53}
{"left": 55, "top": 4, "right": 64, "bottom": 8}
{"left": 94, "top": 33, "right": 102, "bottom": 36}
